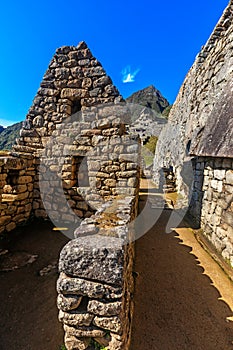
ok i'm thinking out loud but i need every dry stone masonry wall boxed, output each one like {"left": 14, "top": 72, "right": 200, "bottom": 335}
{"left": 0, "top": 41, "right": 141, "bottom": 350}
{"left": 12, "top": 41, "right": 126, "bottom": 222}
{"left": 57, "top": 195, "right": 138, "bottom": 350}
{"left": 0, "top": 152, "right": 35, "bottom": 234}
{"left": 153, "top": 1, "right": 233, "bottom": 266}
{"left": 190, "top": 157, "right": 233, "bottom": 265}
{"left": 0, "top": 41, "right": 142, "bottom": 349}
{"left": 153, "top": 1, "right": 233, "bottom": 198}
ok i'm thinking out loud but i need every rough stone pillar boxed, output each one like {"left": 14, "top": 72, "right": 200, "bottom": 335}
{"left": 57, "top": 195, "right": 138, "bottom": 350}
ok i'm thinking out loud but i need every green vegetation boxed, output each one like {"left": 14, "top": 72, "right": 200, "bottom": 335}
{"left": 162, "top": 104, "right": 173, "bottom": 119}
{"left": 0, "top": 122, "right": 22, "bottom": 150}
{"left": 144, "top": 135, "right": 158, "bottom": 154}
{"left": 60, "top": 345, "right": 67, "bottom": 350}
{"left": 141, "top": 147, "right": 154, "bottom": 167}
{"left": 141, "top": 136, "right": 158, "bottom": 167}
{"left": 90, "top": 339, "right": 108, "bottom": 349}
{"left": 126, "top": 85, "right": 169, "bottom": 115}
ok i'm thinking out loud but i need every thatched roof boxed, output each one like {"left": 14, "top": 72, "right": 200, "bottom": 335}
{"left": 190, "top": 80, "right": 233, "bottom": 158}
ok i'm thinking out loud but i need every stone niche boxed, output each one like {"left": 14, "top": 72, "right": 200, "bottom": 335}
{"left": 0, "top": 153, "right": 35, "bottom": 234}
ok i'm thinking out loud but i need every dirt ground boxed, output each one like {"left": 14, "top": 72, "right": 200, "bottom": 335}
{"left": 0, "top": 220, "right": 69, "bottom": 350}
{"left": 1, "top": 187, "right": 233, "bottom": 350}
{"left": 130, "top": 190, "right": 233, "bottom": 350}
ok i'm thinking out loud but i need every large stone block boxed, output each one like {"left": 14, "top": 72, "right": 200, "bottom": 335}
{"left": 59, "top": 235, "right": 125, "bottom": 286}
{"left": 64, "top": 324, "right": 106, "bottom": 338}
{"left": 61, "top": 88, "right": 88, "bottom": 99}
{"left": 57, "top": 294, "right": 82, "bottom": 312}
{"left": 57, "top": 273, "right": 122, "bottom": 299}
{"left": 88, "top": 300, "right": 122, "bottom": 316}
{"left": 93, "top": 316, "right": 122, "bottom": 334}
{"left": 59, "top": 310, "right": 94, "bottom": 327}
{"left": 226, "top": 170, "right": 233, "bottom": 185}
{"left": 64, "top": 334, "right": 90, "bottom": 350}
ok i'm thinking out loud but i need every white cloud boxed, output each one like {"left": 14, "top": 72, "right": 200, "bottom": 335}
{"left": 121, "top": 65, "right": 140, "bottom": 83}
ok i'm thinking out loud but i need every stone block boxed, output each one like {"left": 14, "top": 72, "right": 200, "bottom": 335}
{"left": 1, "top": 194, "right": 18, "bottom": 202}
{"left": 59, "top": 310, "right": 94, "bottom": 327}
{"left": 0, "top": 216, "right": 12, "bottom": 227}
{"left": 82, "top": 78, "right": 92, "bottom": 89}
{"left": 57, "top": 273, "right": 122, "bottom": 299}
{"left": 64, "top": 334, "right": 90, "bottom": 350}
{"left": 17, "top": 185, "right": 27, "bottom": 193}
{"left": 74, "top": 223, "right": 98, "bottom": 238}
{"left": 127, "top": 177, "right": 138, "bottom": 188}
{"left": 61, "top": 88, "right": 88, "bottom": 99}
{"left": 18, "top": 176, "right": 33, "bottom": 184}
{"left": 226, "top": 170, "right": 233, "bottom": 185}
{"left": 64, "top": 324, "right": 105, "bottom": 338}
{"left": 57, "top": 294, "right": 82, "bottom": 312}
{"left": 12, "top": 214, "right": 26, "bottom": 223}
{"left": 59, "top": 235, "right": 125, "bottom": 286}
{"left": 6, "top": 222, "right": 16, "bottom": 232}
{"left": 223, "top": 212, "right": 233, "bottom": 227}
{"left": 108, "top": 334, "right": 124, "bottom": 350}
{"left": 93, "top": 316, "right": 122, "bottom": 334}
{"left": 104, "top": 179, "right": 116, "bottom": 187}
{"left": 88, "top": 300, "right": 122, "bottom": 316}
{"left": 214, "top": 169, "right": 225, "bottom": 180}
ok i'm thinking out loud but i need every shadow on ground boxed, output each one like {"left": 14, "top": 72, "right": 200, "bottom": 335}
{"left": 130, "top": 190, "right": 233, "bottom": 350}
{"left": 0, "top": 220, "right": 69, "bottom": 350}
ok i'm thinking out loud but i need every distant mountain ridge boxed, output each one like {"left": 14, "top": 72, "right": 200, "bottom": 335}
{"left": 0, "top": 85, "right": 170, "bottom": 150}
{"left": 126, "top": 85, "right": 170, "bottom": 114}
{"left": 0, "top": 122, "right": 22, "bottom": 150}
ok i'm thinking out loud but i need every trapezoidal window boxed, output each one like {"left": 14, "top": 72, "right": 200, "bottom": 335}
{"left": 73, "top": 156, "right": 89, "bottom": 187}
{"left": 7, "top": 170, "right": 19, "bottom": 187}
{"left": 186, "top": 140, "right": 191, "bottom": 156}
{"left": 3, "top": 169, "right": 19, "bottom": 194}
{"left": 71, "top": 100, "right": 82, "bottom": 115}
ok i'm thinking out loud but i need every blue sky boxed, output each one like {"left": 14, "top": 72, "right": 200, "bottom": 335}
{"left": 0, "top": 0, "right": 229, "bottom": 127}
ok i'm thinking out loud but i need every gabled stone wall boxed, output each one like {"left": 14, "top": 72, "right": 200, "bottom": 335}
{"left": 13, "top": 41, "right": 126, "bottom": 222}
{"left": 0, "top": 42, "right": 142, "bottom": 350}
{"left": 15, "top": 41, "right": 122, "bottom": 155}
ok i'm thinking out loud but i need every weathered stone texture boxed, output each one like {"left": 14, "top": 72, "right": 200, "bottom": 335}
{"left": 188, "top": 156, "right": 233, "bottom": 266}
{"left": 0, "top": 153, "right": 35, "bottom": 234}
{"left": 0, "top": 40, "right": 141, "bottom": 350}
{"left": 57, "top": 195, "right": 138, "bottom": 350}
{"left": 153, "top": 2, "right": 233, "bottom": 197}
{"left": 153, "top": 2, "right": 233, "bottom": 266}
{"left": 59, "top": 235, "right": 125, "bottom": 286}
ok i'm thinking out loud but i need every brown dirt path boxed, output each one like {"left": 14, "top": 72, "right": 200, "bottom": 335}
{"left": 0, "top": 220, "right": 69, "bottom": 350}
{"left": 130, "top": 187, "right": 233, "bottom": 350}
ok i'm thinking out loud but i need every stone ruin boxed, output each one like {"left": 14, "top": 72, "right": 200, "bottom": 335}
{"left": 1, "top": 1, "right": 233, "bottom": 348}
{"left": 153, "top": 1, "right": 233, "bottom": 267}
{"left": 0, "top": 41, "right": 142, "bottom": 349}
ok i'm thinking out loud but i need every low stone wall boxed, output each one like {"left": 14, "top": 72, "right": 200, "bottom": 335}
{"left": 0, "top": 152, "right": 35, "bottom": 234}
{"left": 57, "top": 195, "right": 138, "bottom": 350}
{"left": 189, "top": 156, "right": 233, "bottom": 266}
